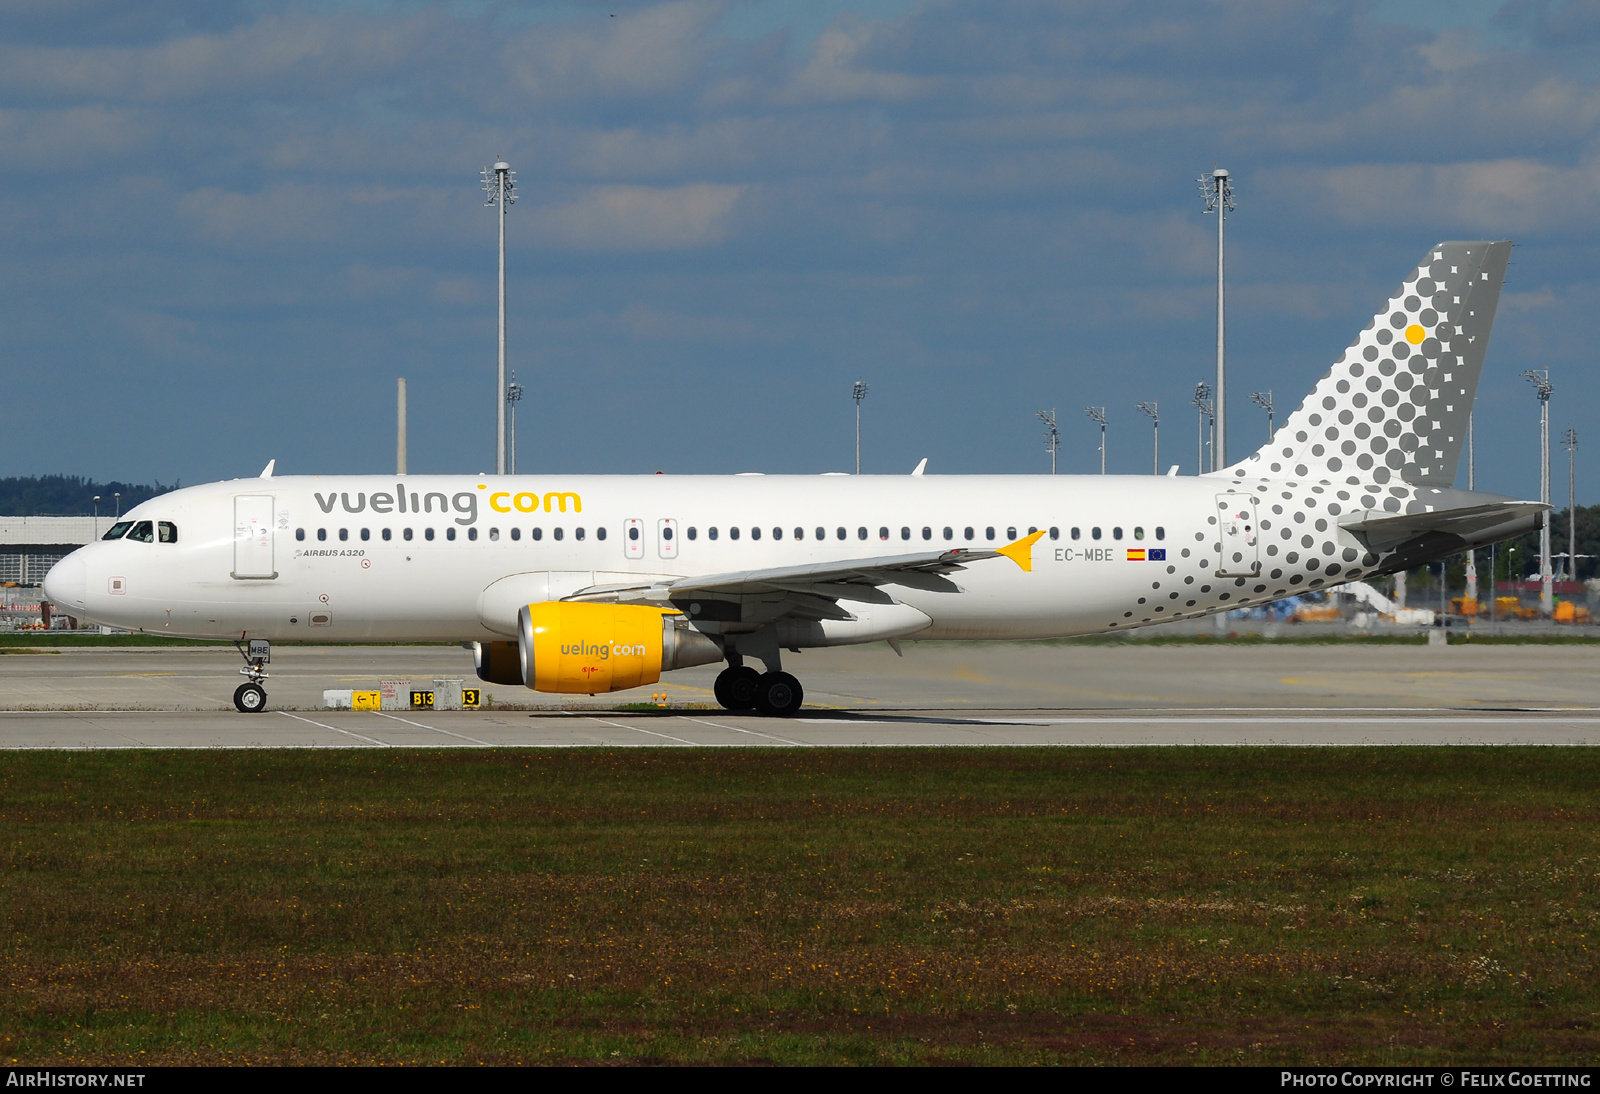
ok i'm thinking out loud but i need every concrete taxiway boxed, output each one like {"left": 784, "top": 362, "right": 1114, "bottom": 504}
{"left": 0, "top": 640, "right": 1596, "bottom": 746}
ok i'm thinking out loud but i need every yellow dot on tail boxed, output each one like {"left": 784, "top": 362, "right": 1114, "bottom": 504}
{"left": 1405, "top": 324, "right": 1425, "bottom": 344}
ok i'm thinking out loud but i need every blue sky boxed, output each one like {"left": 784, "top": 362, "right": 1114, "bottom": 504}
{"left": 4, "top": 0, "right": 1600, "bottom": 502}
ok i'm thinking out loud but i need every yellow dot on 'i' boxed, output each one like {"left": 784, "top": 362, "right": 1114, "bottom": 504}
{"left": 1405, "top": 324, "right": 1426, "bottom": 344}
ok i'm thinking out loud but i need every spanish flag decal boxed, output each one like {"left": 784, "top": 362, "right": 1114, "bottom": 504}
{"left": 1126, "top": 549, "right": 1146, "bottom": 561}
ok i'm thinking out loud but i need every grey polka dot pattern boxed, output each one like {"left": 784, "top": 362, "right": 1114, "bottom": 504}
{"left": 1228, "top": 241, "right": 1511, "bottom": 489}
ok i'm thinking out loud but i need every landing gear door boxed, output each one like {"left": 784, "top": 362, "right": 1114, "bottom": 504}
{"left": 233, "top": 495, "right": 277, "bottom": 579}
{"left": 658, "top": 518, "right": 678, "bottom": 560}
{"left": 1214, "top": 494, "right": 1260, "bottom": 577}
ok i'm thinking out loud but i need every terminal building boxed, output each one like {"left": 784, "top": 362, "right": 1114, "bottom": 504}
{"left": 0, "top": 517, "right": 103, "bottom": 585}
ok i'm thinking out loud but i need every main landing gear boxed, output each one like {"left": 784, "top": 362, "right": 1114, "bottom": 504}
{"left": 233, "top": 638, "right": 270, "bottom": 713}
{"left": 714, "top": 664, "right": 804, "bottom": 717}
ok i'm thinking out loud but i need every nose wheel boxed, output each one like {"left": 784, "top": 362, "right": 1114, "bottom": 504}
{"left": 233, "top": 637, "right": 271, "bottom": 713}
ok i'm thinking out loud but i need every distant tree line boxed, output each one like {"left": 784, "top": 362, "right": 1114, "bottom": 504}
{"left": 0, "top": 476, "right": 176, "bottom": 516}
{"left": 1404, "top": 504, "right": 1600, "bottom": 594}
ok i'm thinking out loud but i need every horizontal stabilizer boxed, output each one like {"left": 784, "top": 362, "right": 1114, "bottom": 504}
{"left": 1340, "top": 500, "right": 1545, "bottom": 553}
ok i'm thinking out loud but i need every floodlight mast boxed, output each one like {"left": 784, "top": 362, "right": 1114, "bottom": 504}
{"left": 1563, "top": 427, "right": 1578, "bottom": 583}
{"left": 507, "top": 373, "right": 524, "bottom": 476}
{"left": 852, "top": 381, "right": 868, "bottom": 474}
{"left": 1250, "top": 390, "right": 1273, "bottom": 440}
{"left": 1136, "top": 401, "right": 1159, "bottom": 475}
{"left": 1523, "top": 369, "right": 1554, "bottom": 615}
{"left": 1466, "top": 412, "right": 1477, "bottom": 604}
{"left": 482, "top": 159, "right": 516, "bottom": 475}
{"left": 1084, "top": 406, "right": 1107, "bottom": 475}
{"left": 1190, "top": 381, "right": 1213, "bottom": 476}
{"left": 1199, "top": 167, "right": 1235, "bottom": 471}
{"left": 1037, "top": 408, "right": 1060, "bottom": 474}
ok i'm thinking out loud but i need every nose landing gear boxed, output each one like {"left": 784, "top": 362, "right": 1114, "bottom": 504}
{"left": 233, "top": 638, "right": 270, "bottom": 713}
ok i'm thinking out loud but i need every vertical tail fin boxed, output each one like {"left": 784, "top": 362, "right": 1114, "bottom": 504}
{"left": 1225, "top": 240, "right": 1511, "bottom": 488}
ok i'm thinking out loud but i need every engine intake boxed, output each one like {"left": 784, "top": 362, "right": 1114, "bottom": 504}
{"left": 516, "top": 602, "right": 722, "bottom": 694}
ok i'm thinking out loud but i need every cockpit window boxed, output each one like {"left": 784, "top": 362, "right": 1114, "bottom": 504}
{"left": 102, "top": 521, "right": 133, "bottom": 541}
{"left": 127, "top": 521, "right": 155, "bottom": 543}
{"left": 158, "top": 521, "right": 178, "bottom": 543}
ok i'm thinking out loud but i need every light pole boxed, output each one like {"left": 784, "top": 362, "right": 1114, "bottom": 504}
{"left": 1085, "top": 406, "right": 1107, "bottom": 475}
{"left": 507, "top": 373, "right": 524, "bottom": 476}
{"left": 1563, "top": 427, "right": 1578, "bottom": 582}
{"left": 1037, "top": 408, "right": 1060, "bottom": 474}
{"left": 1199, "top": 166, "right": 1235, "bottom": 470}
{"left": 1191, "top": 381, "right": 1213, "bottom": 475}
{"left": 482, "top": 159, "right": 516, "bottom": 475}
{"left": 113, "top": 492, "right": 121, "bottom": 518}
{"left": 1523, "top": 369, "right": 1554, "bottom": 616}
{"left": 92, "top": 495, "right": 100, "bottom": 537}
{"left": 1136, "top": 401, "right": 1159, "bottom": 474}
{"left": 1250, "top": 390, "right": 1274, "bottom": 440}
{"left": 852, "top": 381, "right": 868, "bottom": 474}
{"left": 1466, "top": 412, "right": 1477, "bottom": 606}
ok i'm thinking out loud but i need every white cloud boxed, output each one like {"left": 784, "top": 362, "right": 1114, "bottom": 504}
{"left": 530, "top": 182, "right": 748, "bottom": 250}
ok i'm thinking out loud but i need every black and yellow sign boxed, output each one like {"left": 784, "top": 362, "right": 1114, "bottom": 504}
{"left": 463, "top": 689, "right": 481, "bottom": 708}
{"left": 410, "top": 690, "right": 434, "bottom": 709}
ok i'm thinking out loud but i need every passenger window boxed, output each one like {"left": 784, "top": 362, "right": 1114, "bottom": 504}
{"left": 687, "top": 527, "right": 697, "bottom": 541}
{"left": 128, "top": 521, "right": 154, "bottom": 542}
{"left": 858, "top": 527, "right": 867, "bottom": 540}
{"left": 1134, "top": 527, "right": 1145, "bottom": 540}
{"left": 383, "top": 528, "right": 393, "bottom": 541}
{"left": 1028, "top": 526, "right": 1038, "bottom": 535}
{"left": 158, "top": 522, "right": 177, "bottom": 543}
{"left": 985, "top": 527, "right": 995, "bottom": 541}
{"left": 103, "top": 521, "right": 133, "bottom": 541}
{"left": 294, "top": 528, "right": 304, "bottom": 542}
{"left": 467, "top": 527, "right": 478, "bottom": 541}
{"left": 964, "top": 527, "right": 974, "bottom": 541}
{"left": 510, "top": 528, "right": 520, "bottom": 541}
{"left": 922, "top": 527, "right": 932, "bottom": 540}
{"left": 404, "top": 528, "right": 414, "bottom": 541}
{"left": 596, "top": 527, "right": 606, "bottom": 541}
{"left": 532, "top": 527, "right": 543, "bottom": 541}
{"left": 709, "top": 527, "right": 719, "bottom": 540}
{"left": 488, "top": 528, "right": 498, "bottom": 541}
{"left": 661, "top": 527, "right": 671, "bottom": 541}
{"left": 360, "top": 528, "right": 370, "bottom": 541}
{"left": 1113, "top": 527, "right": 1123, "bottom": 540}
{"left": 901, "top": 527, "right": 911, "bottom": 540}
{"left": 730, "top": 527, "right": 739, "bottom": 540}
{"left": 879, "top": 527, "right": 889, "bottom": 540}
{"left": 794, "top": 527, "right": 803, "bottom": 540}
{"left": 554, "top": 528, "right": 564, "bottom": 541}
{"left": 773, "top": 527, "right": 783, "bottom": 541}
{"left": 1071, "top": 527, "right": 1080, "bottom": 540}
{"left": 317, "top": 528, "right": 327, "bottom": 542}
{"left": 815, "top": 527, "right": 825, "bottom": 540}
{"left": 339, "top": 528, "right": 349, "bottom": 541}
{"left": 629, "top": 526, "right": 640, "bottom": 541}
{"left": 575, "top": 528, "right": 585, "bottom": 541}
{"left": 751, "top": 527, "right": 761, "bottom": 540}
{"left": 1049, "top": 527, "right": 1059, "bottom": 540}
{"left": 1091, "top": 527, "right": 1101, "bottom": 540}
{"left": 446, "top": 528, "right": 456, "bottom": 541}
{"left": 837, "top": 527, "right": 846, "bottom": 540}
{"left": 1155, "top": 526, "right": 1165, "bottom": 540}
{"left": 943, "top": 527, "right": 953, "bottom": 540}
{"left": 1006, "top": 526, "right": 1016, "bottom": 540}
{"left": 425, "top": 528, "right": 435, "bottom": 541}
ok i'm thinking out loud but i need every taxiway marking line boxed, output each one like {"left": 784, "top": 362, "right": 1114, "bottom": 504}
{"left": 277, "top": 711, "right": 387, "bottom": 746}
{"left": 676, "top": 715, "right": 804, "bottom": 746}
{"left": 583, "top": 715, "right": 699, "bottom": 746}
{"left": 371, "top": 711, "right": 492, "bottom": 746}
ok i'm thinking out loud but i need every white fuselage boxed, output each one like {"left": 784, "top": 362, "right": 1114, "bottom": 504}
{"left": 44, "top": 471, "right": 1386, "bottom": 645}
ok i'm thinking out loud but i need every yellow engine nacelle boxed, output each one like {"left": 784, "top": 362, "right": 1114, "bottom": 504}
{"left": 516, "top": 602, "right": 723, "bottom": 694}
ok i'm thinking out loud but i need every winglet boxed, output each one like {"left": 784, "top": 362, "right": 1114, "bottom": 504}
{"left": 996, "top": 529, "right": 1046, "bottom": 572}
{"left": 259, "top": 459, "right": 275, "bottom": 478}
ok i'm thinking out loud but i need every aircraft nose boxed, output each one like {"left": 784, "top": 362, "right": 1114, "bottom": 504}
{"left": 43, "top": 551, "right": 87, "bottom": 614}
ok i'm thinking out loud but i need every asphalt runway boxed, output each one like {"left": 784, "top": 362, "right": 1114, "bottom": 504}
{"left": 1, "top": 640, "right": 1597, "bottom": 746}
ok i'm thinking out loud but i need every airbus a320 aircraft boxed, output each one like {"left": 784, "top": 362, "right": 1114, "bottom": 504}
{"left": 45, "top": 241, "right": 1542, "bottom": 716}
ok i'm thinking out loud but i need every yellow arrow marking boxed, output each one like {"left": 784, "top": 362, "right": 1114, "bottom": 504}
{"left": 996, "top": 529, "right": 1046, "bottom": 572}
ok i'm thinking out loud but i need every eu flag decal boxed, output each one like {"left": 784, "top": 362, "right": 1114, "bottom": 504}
{"left": 1150, "top": 549, "right": 1166, "bottom": 561}
{"left": 1126, "top": 549, "right": 1146, "bottom": 561}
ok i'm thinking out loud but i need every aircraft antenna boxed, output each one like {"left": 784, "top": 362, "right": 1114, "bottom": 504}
{"left": 1523, "top": 369, "right": 1554, "bottom": 615}
{"left": 1136, "top": 401, "right": 1159, "bottom": 475}
{"left": 1036, "top": 408, "right": 1060, "bottom": 474}
{"left": 482, "top": 158, "right": 516, "bottom": 475}
{"left": 1084, "top": 406, "right": 1107, "bottom": 475}
{"left": 1199, "top": 167, "right": 1235, "bottom": 470}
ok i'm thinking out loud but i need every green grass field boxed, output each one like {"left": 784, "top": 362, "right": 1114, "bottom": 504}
{"left": 2, "top": 748, "right": 1596, "bottom": 1065}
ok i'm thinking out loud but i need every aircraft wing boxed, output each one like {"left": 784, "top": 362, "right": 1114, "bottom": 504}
{"left": 564, "top": 534, "right": 1043, "bottom": 626}
{"left": 1339, "top": 501, "right": 1546, "bottom": 553}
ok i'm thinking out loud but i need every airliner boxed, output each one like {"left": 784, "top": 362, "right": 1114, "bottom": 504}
{"left": 43, "top": 241, "right": 1542, "bottom": 715}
